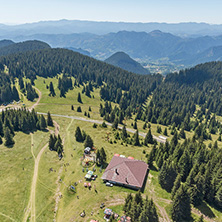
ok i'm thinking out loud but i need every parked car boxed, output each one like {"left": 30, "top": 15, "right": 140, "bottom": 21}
{"left": 106, "top": 182, "right": 113, "bottom": 187}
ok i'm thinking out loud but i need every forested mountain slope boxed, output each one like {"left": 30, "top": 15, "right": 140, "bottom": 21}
{"left": 0, "top": 48, "right": 161, "bottom": 108}
{"left": 0, "top": 40, "right": 50, "bottom": 57}
{"left": 105, "top": 51, "right": 150, "bottom": 75}
{"left": 0, "top": 39, "right": 14, "bottom": 48}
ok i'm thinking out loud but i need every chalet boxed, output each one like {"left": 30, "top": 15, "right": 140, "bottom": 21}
{"left": 101, "top": 155, "right": 148, "bottom": 190}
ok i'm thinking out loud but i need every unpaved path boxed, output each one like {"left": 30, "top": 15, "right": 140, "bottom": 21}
{"left": 37, "top": 112, "right": 166, "bottom": 144}
{"left": 29, "top": 87, "right": 42, "bottom": 111}
{"left": 0, "top": 212, "right": 16, "bottom": 222}
{"left": 23, "top": 140, "right": 48, "bottom": 222}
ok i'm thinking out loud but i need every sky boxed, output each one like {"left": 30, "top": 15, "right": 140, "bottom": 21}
{"left": 0, "top": 0, "right": 222, "bottom": 25}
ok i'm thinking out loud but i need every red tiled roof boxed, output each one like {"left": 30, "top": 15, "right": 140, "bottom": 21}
{"left": 101, "top": 156, "right": 148, "bottom": 188}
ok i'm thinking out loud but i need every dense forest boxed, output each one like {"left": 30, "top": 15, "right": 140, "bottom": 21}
{"left": 0, "top": 40, "right": 50, "bottom": 57}
{"left": 0, "top": 48, "right": 162, "bottom": 107}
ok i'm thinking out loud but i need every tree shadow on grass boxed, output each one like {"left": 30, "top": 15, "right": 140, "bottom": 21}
{"left": 196, "top": 201, "right": 216, "bottom": 218}
{"left": 6, "top": 143, "right": 14, "bottom": 148}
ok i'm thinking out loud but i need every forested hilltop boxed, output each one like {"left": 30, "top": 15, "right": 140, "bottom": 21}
{"left": 0, "top": 48, "right": 162, "bottom": 108}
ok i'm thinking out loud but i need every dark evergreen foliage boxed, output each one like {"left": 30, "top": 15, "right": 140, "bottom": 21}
{"left": 123, "top": 192, "right": 159, "bottom": 222}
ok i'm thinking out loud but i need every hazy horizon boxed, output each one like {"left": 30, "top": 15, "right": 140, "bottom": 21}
{"left": 1, "top": 0, "right": 222, "bottom": 25}
{"left": 1, "top": 19, "right": 222, "bottom": 26}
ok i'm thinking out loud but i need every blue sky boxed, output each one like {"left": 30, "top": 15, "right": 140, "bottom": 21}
{"left": 0, "top": 0, "right": 221, "bottom": 24}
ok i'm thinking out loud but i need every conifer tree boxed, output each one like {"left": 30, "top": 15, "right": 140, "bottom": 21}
{"left": 47, "top": 111, "right": 54, "bottom": 126}
{"left": 39, "top": 115, "right": 47, "bottom": 130}
{"left": 84, "top": 135, "right": 94, "bottom": 148}
{"left": 144, "top": 129, "right": 153, "bottom": 145}
{"left": 133, "top": 130, "right": 140, "bottom": 146}
{"left": 112, "top": 117, "right": 118, "bottom": 129}
{"left": 77, "top": 92, "right": 82, "bottom": 103}
{"left": 100, "top": 147, "right": 107, "bottom": 165}
{"left": 179, "top": 127, "right": 186, "bottom": 139}
{"left": 171, "top": 174, "right": 181, "bottom": 200}
{"left": 171, "top": 130, "right": 178, "bottom": 146}
{"left": 163, "top": 127, "right": 168, "bottom": 136}
{"left": 77, "top": 106, "right": 82, "bottom": 112}
{"left": 4, "top": 127, "right": 14, "bottom": 147}
{"left": 123, "top": 193, "right": 133, "bottom": 212}
{"left": 12, "top": 85, "right": 19, "bottom": 101}
{"left": 133, "top": 121, "right": 137, "bottom": 129}
{"left": 171, "top": 185, "right": 191, "bottom": 222}
{"left": 49, "top": 81, "right": 56, "bottom": 96}
{"left": 49, "top": 134, "right": 56, "bottom": 150}
{"left": 147, "top": 144, "right": 157, "bottom": 168}
{"left": 121, "top": 125, "right": 128, "bottom": 140}
{"left": 55, "top": 134, "right": 63, "bottom": 155}
{"left": 75, "top": 126, "right": 83, "bottom": 142}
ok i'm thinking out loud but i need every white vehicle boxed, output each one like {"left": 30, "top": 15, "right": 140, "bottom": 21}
{"left": 106, "top": 182, "right": 113, "bottom": 187}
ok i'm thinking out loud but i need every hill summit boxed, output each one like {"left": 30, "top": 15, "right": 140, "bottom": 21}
{"left": 105, "top": 51, "right": 150, "bottom": 75}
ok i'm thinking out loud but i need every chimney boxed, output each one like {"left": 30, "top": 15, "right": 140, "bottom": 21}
{"left": 125, "top": 177, "right": 129, "bottom": 184}
{"left": 115, "top": 168, "right": 119, "bottom": 175}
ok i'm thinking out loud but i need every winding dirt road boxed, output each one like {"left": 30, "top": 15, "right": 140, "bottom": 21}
{"left": 37, "top": 112, "right": 167, "bottom": 143}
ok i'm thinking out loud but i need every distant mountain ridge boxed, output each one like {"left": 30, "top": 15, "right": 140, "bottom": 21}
{"left": 0, "top": 39, "right": 14, "bottom": 48}
{"left": 64, "top": 47, "right": 90, "bottom": 56}
{"left": 105, "top": 51, "right": 150, "bottom": 75}
{"left": 1, "top": 19, "right": 222, "bottom": 36}
{"left": 0, "top": 40, "right": 50, "bottom": 56}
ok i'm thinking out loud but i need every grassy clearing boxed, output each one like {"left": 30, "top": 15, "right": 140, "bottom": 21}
{"left": 0, "top": 132, "right": 33, "bottom": 221}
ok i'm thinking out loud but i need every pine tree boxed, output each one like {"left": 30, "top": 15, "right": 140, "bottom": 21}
{"left": 75, "top": 126, "right": 83, "bottom": 142}
{"left": 123, "top": 193, "right": 133, "bottom": 212}
{"left": 112, "top": 117, "right": 118, "bottom": 129}
{"left": 77, "top": 106, "right": 82, "bottom": 112}
{"left": 163, "top": 127, "right": 168, "bottom": 136}
{"left": 171, "top": 174, "right": 181, "bottom": 200}
{"left": 100, "top": 147, "right": 107, "bottom": 165}
{"left": 179, "top": 127, "right": 186, "bottom": 139}
{"left": 96, "top": 149, "right": 101, "bottom": 164}
{"left": 171, "top": 130, "right": 178, "bottom": 146}
{"left": 55, "top": 134, "right": 63, "bottom": 155}
{"left": 4, "top": 127, "right": 14, "bottom": 147}
{"left": 49, "top": 134, "right": 56, "bottom": 150}
{"left": 77, "top": 92, "right": 82, "bottom": 103}
{"left": 147, "top": 144, "right": 157, "bottom": 169}
{"left": 133, "top": 121, "right": 137, "bottom": 129}
{"left": 143, "top": 122, "right": 147, "bottom": 130}
{"left": 171, "top": 185, "right": 191, "bottom": 222}
{"left": 84, "top": 135, "right": 94, "bottom": 148}
{"left": 12, "top": 85, "right": 19, "bottom": 101}
{"left": 144, "top": 129, "right": 153, "bottom": 145}
{"left": 47, "top": 111, "right": 54, "bottom": 126}
{"left": 121, "top": 125, "right": 128, "bottom": 140}
{"left": 133, "top": 130, "right": 140, "bottom": 146}
{"left": 49, "top": 81, "right": 56, "bottom": 96}
{"left": 39, "top": 115, "right": 47, "bottom": 130}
